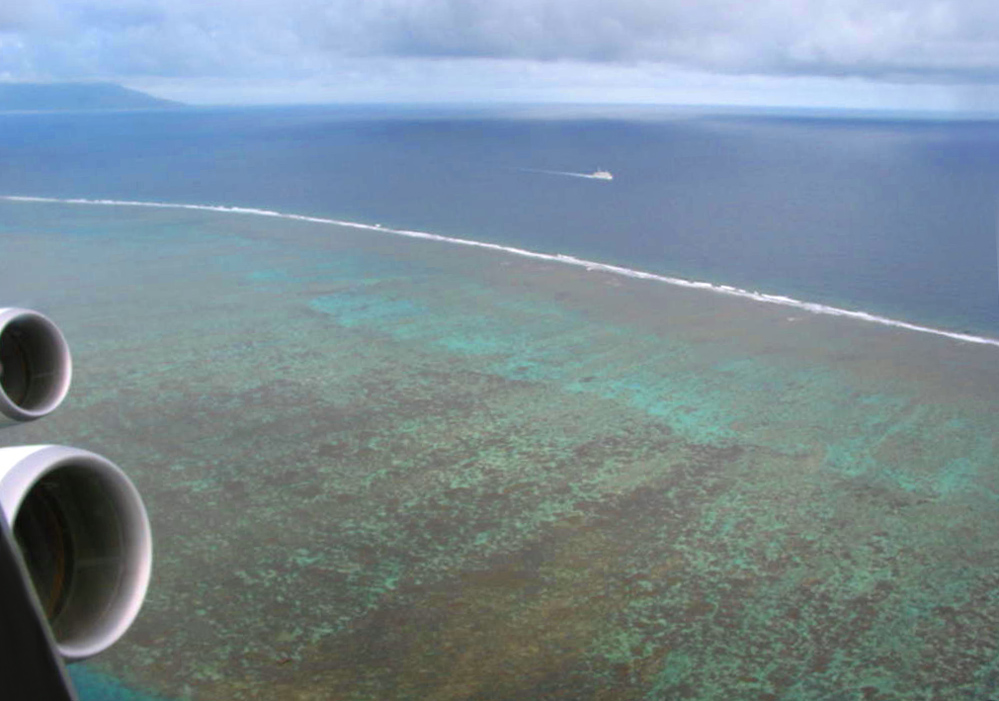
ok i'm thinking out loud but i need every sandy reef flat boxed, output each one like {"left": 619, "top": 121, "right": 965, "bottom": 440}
{"left": 2, "top": 200, "right": 999, "bottom": 700}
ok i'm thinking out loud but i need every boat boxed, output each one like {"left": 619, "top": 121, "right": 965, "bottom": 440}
{"left": 590, "top": 170, "right": 613, "bottom": 180}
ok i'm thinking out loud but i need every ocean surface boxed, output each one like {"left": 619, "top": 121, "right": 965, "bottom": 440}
{"left": 1, "top": 105, "right": 998, "bottom": 336}
{"left": 1, "top": 106, "right": 999, "bottom": 700}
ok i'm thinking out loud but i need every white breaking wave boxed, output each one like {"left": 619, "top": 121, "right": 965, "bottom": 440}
{"left": 5, "top": 194, "right": 999, "bottom": 349}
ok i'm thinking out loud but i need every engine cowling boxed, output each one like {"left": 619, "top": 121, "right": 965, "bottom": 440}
{"left": 0, "top": 308, "right": 72, "bottom": 425}
{"left": 0, "top": 445, "right": 152, "bottom": 661}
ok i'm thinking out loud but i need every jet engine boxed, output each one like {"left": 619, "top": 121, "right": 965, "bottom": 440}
{"left": 0, "top": 308, "right": 151, "bottom": 666}
{"left": 0, "top": 445, "right": 152, "bottom": 661}
{"left": 0, "top": 308, "right": 72, "bottom": 426}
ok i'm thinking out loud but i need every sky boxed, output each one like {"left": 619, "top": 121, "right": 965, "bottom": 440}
{"left": 3, "top": 0, "right": 999, "bottom": 111}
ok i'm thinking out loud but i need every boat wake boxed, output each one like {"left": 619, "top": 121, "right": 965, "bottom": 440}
{"left": 516, "top": 168, "right": 613, "bottom": 181}
{"left": 4, "top": 194, "right": 998, "bottom": 349}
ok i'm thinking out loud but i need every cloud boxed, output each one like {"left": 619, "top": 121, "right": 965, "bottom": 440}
{"left": 0, "top": 0, "right": 61, "bottom": 32}
{"left": 340, "top": 0, "right": 999, "bottom": 81}
{"left": 126, "top": 57, "right": 971, "bottom": 112}
{"left": 5, "top": 0, "right": 999, "bottom": 89}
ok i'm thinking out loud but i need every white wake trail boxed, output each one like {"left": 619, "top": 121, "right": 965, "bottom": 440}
{"left": 515, "top": 168, "right": 609, "bottom": 180}
{"left": 5, "top": 194, "right": 998, "bottom": 349}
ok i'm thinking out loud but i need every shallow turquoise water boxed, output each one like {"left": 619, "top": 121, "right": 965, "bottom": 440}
{"left": 70, "top": 667, "right": 170, "bottom": 701}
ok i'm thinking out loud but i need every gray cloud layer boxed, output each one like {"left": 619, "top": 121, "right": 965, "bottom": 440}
{"left": 4, "top": 0, "right": 999, "bottom": 85}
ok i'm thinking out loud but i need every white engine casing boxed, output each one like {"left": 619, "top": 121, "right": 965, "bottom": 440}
{"left": 0, "top": 445, "right": 152, "bottom": 661}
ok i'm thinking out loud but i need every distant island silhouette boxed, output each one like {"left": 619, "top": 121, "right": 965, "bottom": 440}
{"left": 0, "top": 82, "right": 182, "bottom": 112}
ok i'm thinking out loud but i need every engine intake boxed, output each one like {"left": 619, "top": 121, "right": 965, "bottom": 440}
{"left": 0, "top": 445, "right": 152, "bottom": 661}
{"left": 0, "top": 308, "right": 72, "bottom": 424}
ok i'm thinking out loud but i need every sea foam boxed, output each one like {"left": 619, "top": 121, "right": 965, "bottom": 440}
{"left": 5, "top": 194, "right": 998, "bottom": 349}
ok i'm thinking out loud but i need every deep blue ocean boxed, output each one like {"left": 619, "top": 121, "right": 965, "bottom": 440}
{"left": 2, "top": 104, "right": 999, "bottom": 335}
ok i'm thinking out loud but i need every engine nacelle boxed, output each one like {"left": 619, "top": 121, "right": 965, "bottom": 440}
{"left": 0, "top": 445, "right": 152, "bottom": 662}
{"left": 0, "top": 308, "right": 72, "bottom": 425}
